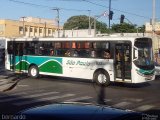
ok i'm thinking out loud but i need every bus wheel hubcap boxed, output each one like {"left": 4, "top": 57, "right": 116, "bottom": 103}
{"left": 31, "top": 68, "right": 37, "bottom": 76}
{"left": 98, "top": 74, "right": 106, "bottom": 83}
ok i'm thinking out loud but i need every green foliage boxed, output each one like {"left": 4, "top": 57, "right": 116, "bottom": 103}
{"left": 137, "top": 25, "right": 145, "bottom": 33}
{"left": 111, "top": 23, "right": 137, "bottom": 33}
{"left": 63, "top": 15, "right": 89, "bottom": 29}
{"left": 96, "top": 21, "right": 109, "bottom": 33}
{"left": 63, "top": 15, "right": 145, "bottom": 34}
{"left": 63, "top": 15, "right": 108, "bottom": 33}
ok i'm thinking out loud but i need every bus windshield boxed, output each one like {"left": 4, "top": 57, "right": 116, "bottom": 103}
{"left": 134, "top": 38, "right": 154, "bottom": 70}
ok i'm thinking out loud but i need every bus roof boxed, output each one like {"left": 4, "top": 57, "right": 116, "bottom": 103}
{"left": 6, "top": 36, "right": 152, "bottom": 43}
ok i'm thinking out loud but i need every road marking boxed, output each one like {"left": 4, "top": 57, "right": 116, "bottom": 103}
{"left": 0, "top": 82, "right": 17, "bottom": 91}
{"left": 0, "top": 92, "right": 27, "bottom": 99}
{"left": 0, "top": 79, "right": 6, "bottom": 81}
{"left": 0, "top": 75, "right": 10, "bottom": 79}
{"left": 14, "top": 93, "right": 75, "bottom": 106}
{"left": 112, "top": 102, "right": 131, "bottom": 108}
{"left": 17, "top": 84, "right": 29, "bottom": 87}
{"left": 0, "top": 90, "right": 45, "bottom": 99}
{"left": 0, "top": 91, "right": 59, "bottom": 102}
{"left": 123, "top": 98, "right": 143, "bottom": 102}
{"left": 104, "top": 99, "right": 112, "bottom": 102}
{"left": 10, "top": 89, "right": 44, "bottom": 95}
{"left": 134, "top": 105, "right": 155, "bottom": 111}
{"left": 0, "top": 79, "right": 11, "bottom": 85}
{"left": 65, "top": 96, "right": 92, "bottom": 102}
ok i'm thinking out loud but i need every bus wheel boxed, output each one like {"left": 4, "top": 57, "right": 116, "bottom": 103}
{"left": 94, "top": 70, "right": 110, "bottom": 86}
{"left": 28, "top": 65, "right": 39, "bottom": 78}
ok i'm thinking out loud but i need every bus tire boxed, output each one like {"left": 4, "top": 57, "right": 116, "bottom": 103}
{"left": 93, "top": 70, "right": 110, "bottom": 86}
{"left": 28, "top": 65, "right": 39, "bottom": 78}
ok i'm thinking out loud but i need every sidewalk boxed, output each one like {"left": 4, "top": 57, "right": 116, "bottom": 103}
{"left": 0, "top": 78, "right": 19, "bottom": 92}
{"left": 0, "top": 65, "right": 19, "bottom": 92}
{"left": 0, "top": 64, "right": 15, "bottom": 76}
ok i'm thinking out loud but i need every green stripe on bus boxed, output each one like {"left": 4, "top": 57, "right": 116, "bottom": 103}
{"left": 15, "top": 61, "right": 30, "bottom": 70}
{"left": 139, "top": 69, "right": 154, "bottom": 75}
{"left": 39, "top": 60, "right": 62, "bottom": 74}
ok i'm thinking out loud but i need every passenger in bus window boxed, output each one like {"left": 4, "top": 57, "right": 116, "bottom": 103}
{"left": 154, "top": 53, "right": 159, "bottom": 66}
{"left": 72, "top": 50, "right": 78, "bottom": 57}
{"left": 65, "top": 50, "right": 71, "bottom": 57}
{"left": 83, "top": 50, "right": 90, "bottom": 57}
{"left": 92, "top": 42, "right": 97, "bottom": 49}
{"left": 50, "top": 49, "right": 54, "bottom": 56}
{"left": 103, "top": 50, "right": 111, "bottom": 59}
{"left": 116, "top": 50, "right": 122, "bottom": 61}
{"left": 91, "top": 50, "right": 96, "bottom": 58}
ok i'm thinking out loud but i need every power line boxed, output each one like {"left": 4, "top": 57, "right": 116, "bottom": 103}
{"left": 82, "top": 0, "right": 150, "bottom": 19}
{"left": 8, "top": 0, "right": 150, "bottom": 19}
{"left": 82, "top": 0, "right": 149, "bottom": 19}
{"left": 112, "top": 8, "right": 149, "bottom": 19}
{"left": 8, "top": 0, "right": 90, "bottom": 12}
{"left": 8, "top": 0, "right": 50, "bottom": 8}
{"left": 44, "top": 0, "right": 110, "bottom": 1}
{"left": 83, "top": 0, "right": 107, "bottom": 8}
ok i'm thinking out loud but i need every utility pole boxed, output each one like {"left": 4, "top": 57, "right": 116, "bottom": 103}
{"left": 109, "top": 0, "right": 111, "bottom": 31}
{"left": 52, "top": 8, "right": 60, "bottom": 38}
{"left": 152, "top": 0, "right": 156, "bottom": 52}
{"left": 94, "top": 16, "right": 97, "bottom": 37}
{"left": 88, "top": 10, "right": 91, "bottom": 35}
{"left": 21, "top": 16, "right": 26, "bottom": 36}
{"left": 44, "top": 22, "right": 46, "bottom": 37}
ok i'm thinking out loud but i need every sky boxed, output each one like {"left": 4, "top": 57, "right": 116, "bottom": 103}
{"left": 0, "top": 0, "right": 160, "bottom": 27}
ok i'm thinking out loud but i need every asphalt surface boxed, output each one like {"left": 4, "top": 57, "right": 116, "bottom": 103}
{"left": 0, "top": 65, "right": 160, "bottom": 119}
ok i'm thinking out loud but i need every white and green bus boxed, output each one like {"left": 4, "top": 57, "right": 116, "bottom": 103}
{"left": 5, "top": 36, "right": 155, "bottom": 86}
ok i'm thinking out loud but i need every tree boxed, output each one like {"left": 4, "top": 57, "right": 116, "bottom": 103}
{"left": 63, "top": 15, "right": 109, "bottom": 33}
{"left": 111, "top": 23, "right": 137, "bottom": 33}
{"left": 137, "top": 25, "right": 145, "bottom": 33}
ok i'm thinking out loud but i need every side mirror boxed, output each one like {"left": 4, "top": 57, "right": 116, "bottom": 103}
{"left": 135, "top": 49, "right": 138, "bottom": 58}
{"left": 134, "top": 48, "right": 138, "bottom": 60}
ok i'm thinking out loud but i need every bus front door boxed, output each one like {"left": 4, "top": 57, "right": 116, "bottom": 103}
{"left": 8, "top": 42, "right": 24, "bottom": 71}
{"left": 115, "top": 43, "right": 131, "bottom": 81}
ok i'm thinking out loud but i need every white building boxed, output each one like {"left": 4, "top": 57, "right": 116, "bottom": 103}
{"left": 54, "top": 29, "right": 97, "bottom": 38}
{"left": 145, "top": 22, "right": 160, "bottom": 35}
{"left": 19, "top": 16, "right": 57, "bottom": 26}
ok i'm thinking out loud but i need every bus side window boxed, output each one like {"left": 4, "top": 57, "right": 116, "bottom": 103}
{"left": 84, "top": 50, "right": 90, "bottom": 57}
{"left": 7, "top": 43, "right": 13, "bottom": 54}
{"left": 18, "top": 44, "right": 24, "bottom": 56}
{"left": 90, "top": 50, "right": 97, "bottom": 58}
{"left": 65, "top": 50, "right": 71, "bottom": 57}
{"left": 50, "top": 49, "right": 54, "bottom": 56}
{"left": 54, "top": 42, "right": 62, "bottom": 56}
{"left": 103, "top": 50, "right": 111, "bottom": 59}
{"left": 71, "top": 50, "right": 78, "bottom": 57}
{"left": 14, "top": 43, "right": 23, "bottom": 56}
{"left": 39, "top": 42, "right": 52, "bottom": 56}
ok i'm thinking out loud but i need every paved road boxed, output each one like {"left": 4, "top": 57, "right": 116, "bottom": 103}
{"left": 0, "top": 69, "right": 160, "bottom": 119}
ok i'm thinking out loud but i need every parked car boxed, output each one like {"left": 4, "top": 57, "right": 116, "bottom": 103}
{"left": 15, "top": 103, "right": 142, "bottom": 120}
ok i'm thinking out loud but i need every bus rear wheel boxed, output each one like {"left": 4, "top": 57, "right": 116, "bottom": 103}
{"left": 94, "top": 70, "right": 110, "bottom": 86}
{"left": 28, "top": 65, "right": 39, "bottom": 78}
